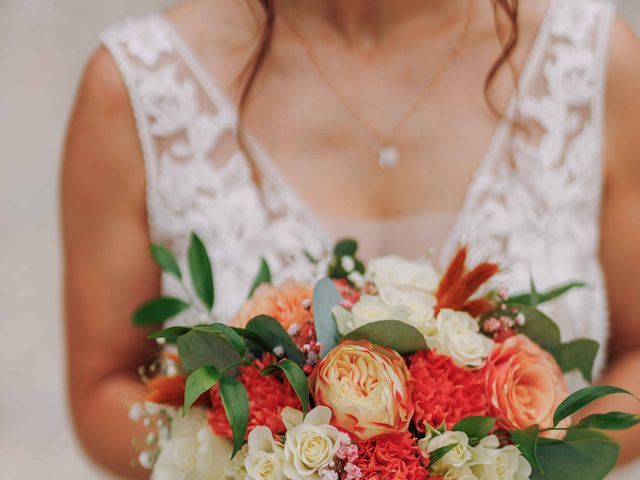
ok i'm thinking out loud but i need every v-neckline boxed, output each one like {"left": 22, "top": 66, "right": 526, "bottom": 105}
{"left": 156, "top": 1, "right": 554, "bottom": 265}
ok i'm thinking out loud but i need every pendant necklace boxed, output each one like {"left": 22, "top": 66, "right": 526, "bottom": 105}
{"left": 282, "top": 1, "right": 474, "bottom": 169}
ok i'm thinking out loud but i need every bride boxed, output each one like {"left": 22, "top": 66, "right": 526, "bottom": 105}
{"left": 62, "top": 0, "right": 640, "bottom": 478}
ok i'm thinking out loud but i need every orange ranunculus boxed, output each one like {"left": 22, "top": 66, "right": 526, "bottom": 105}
{"left": 313, "top": 340, "right": 414, "bottom": 440}
{"left": 485, "top": 334, "right": 568, "bottom": 437}
{"left": 234, "top": 281, "right": 313, "bottom": 330}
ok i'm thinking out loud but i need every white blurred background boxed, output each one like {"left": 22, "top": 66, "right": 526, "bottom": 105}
{"left": 0, "top": 1, "right": 638, "bottom": 478}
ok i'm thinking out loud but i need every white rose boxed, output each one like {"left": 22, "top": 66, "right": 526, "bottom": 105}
{"left": 366, "top": 255, "right": 439, "bottom": 292}
{"left": 333, "top": 295, "right": 410, "bottom": 334}
{"left": 378, "top": 285, "right": 438, "bottom": 337}
{"left": 426, "top": 309, "right": 495, "bottom": 368}
{"left": 470, "top": 436, "right": 532, "bottom": 480}
{"left": 245, "top": 426, "right": 286, "bottom": 480}
{"left": 282, "top": 406, "right": 342, "bottom": 480}
{"left": 421, "top": 430, "right": 473, "bottom": 474}
{"left": 152, "top": 408, "right": 233, "bottom": 480}
{"left": 443, "top": 465, "right": 479, "bottom": 480}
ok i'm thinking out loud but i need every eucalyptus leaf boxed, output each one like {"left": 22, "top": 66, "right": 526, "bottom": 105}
{"left": 150, "top": 244, "right": 182, "bottom": 280}
{"left": 453, "top": 416, "right": 497, "bottom": 442}
{"left": 183, "top": 366, "right": 221, "bottom": 414}
{"left": 531, "top": 430, "right": 619, "bottom": 480}
{"left": 177, "top": 329, "right": 242, "bottom": 375}
{"left": 246, "top": 315, "right": 306, "bottom": 365}
{"left": 429, "top": 443, "right": 459, "bottom": 466}
{"left": 510, "top": 424, "right": 542, "bottom": 472}
{"left": 133, "top": 297, "right": 190, "bottom": 327}
{"left": 148, "top": 326, "right": 191, "bottom": 340}
{"left": 576, "top": 412, "right": 640, "bottom": 431}
{"left": 313, "top": 278, "right": 343, "bottom": 358}
{"left": 193, "top": 324, "right": 246, "bottom": 357}
{"left": 552, "top": 339, "right": 599, "bottom": 383}
{"left": 219, "top": 376, "right": 250, "bottom": 458}
{"left": 262, "top": 359, "right": 309, "bottom": 415}
{"left": 508, "top": 281, "right": 586, "bottom": 306}
{"left": 554, "top": 386, "right": 637, "bottom": 426}
{"left": 342, "top": 320, "right": 428, "bottom": 355}
{"left": 514, "top": 305, "right": 561, "bottom": 352}
{"left": 248, "top": 258, "right": 272, "bottom": 298}
{"left": 188, "top": 233, "right": 215, "bottom": 311}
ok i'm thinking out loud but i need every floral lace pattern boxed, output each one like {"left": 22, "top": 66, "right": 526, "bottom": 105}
{"left": 442, "top": 0, "right": 613, "bottom": 384}
{"left": 102, "top": 0, "right": 613, "bottom": 381}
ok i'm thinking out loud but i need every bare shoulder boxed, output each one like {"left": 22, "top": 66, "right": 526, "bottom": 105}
{"left": 62, "top": 46, "right": 144, "bottom": 210}
{"left": 605, "top": 16, "right": 640, "bottom": 178}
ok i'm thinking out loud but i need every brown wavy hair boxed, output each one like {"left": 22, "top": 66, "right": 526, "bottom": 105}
{"left": 238, "top": 0, "right": 519, "bottom": 154}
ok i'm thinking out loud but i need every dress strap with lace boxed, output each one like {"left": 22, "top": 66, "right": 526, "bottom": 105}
{"left": 102, "top": 0, "right": 614, "bottom": 384}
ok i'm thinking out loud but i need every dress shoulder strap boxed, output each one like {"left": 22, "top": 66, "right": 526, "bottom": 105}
{"left": 101, "top": 15, "right": 241, "bottom": 248}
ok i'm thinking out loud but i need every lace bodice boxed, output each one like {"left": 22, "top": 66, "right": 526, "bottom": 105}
{"left": 102, "top": 0, "right": 614, "bottom": 382}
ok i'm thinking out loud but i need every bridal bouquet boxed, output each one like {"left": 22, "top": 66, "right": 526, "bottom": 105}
{"left": 131, "top": 235, "right": 639, "bottom": 480}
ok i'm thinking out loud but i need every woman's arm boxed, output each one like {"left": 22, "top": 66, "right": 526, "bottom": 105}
{"left": 589, "top": 17, "right": 640, "bottom": 464}
{"left": 62, "top": 47, "right": 160, "bottom": 479}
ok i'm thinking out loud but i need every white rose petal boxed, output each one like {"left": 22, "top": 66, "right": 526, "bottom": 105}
{"left": 426, "top": 309, "right": 495, "bottom": 368}
{"left": 423, "top": 431, "right": 473, "bottom": 474}
{"left": 378, "top": 285, "right": 438, "bottom": 337}
{"left": 443, "top": 465, "right": 479, "bottom": 480}
{"left": 367, "top": 255, "right": 439, "bottom": 292}
{"left": 245, "top": 426, "right": 286, "bottom": 480}
{"left": 152, "top": 408, "right": 233, "bottom": 480}
{"left": 469, "top": 436, "right": 532, "bottom": 480}
{"left": 283, "top": 407, "right": 341, "bottom": 480}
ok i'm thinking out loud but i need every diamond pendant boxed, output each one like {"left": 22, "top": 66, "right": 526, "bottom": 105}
{"left": 378, "top": 146, "right": 399, "bottom": 169}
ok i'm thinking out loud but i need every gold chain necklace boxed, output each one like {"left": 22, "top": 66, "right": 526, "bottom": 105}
{"left": 282, "top": 1, "right": 474, "bottom": 169}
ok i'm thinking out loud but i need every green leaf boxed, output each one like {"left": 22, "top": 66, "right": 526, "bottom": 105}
{"left": 342, "top": 320, "right": 428, "bottom": 355}
{"left": 510, "top": 425, "right": 542, "bottom": 472}
{"left": 148, "top": 326, "right": 191, "bottom": 340}
{"left": 248, "top": 258, "right": 272, "bottom": 298}
{"left": 554, "top": 386, "right": 637, "bottom": 426}
{"left": 177, "top": 329, "right": 242, "bottom": 375}
{"left": 219, "top": 376, "right": 250, "bottom": 458}
{"left": 262, "top": 359, "right": 309, "bottom": 415}
{"left": 577, "top": 412, "right": 640, "bottom": 431}
{"left": 188, "top": 233, "right": 214, "bottom": 311}
{"left": 183, "top": 366, "right": 221, "bottom": 414}
{"left": 552, "top": 339, "right": 599, "bottom": 383}
{"left": 313, "top": 278, "right": 343, "bottom": 358}
{"left": 532, "top": 430, "right": 619, "bottom": 480}
{"left": 193, "top": 324, "right": 246, "bottom": 357}
{"left": 529, "top": 275, "right": 540, "bottom": 307}
{"left": 429, "top": 443, "right": 459, "bottom": 466}
{"left": 453, "top": 416, "right": 497, "bottom": 441}
{"left": 514, "top": 305, "right": 561, "bottom": 352}
{"left": 245, "top": 315, "right": 306, "bottom": 365}
{"left": 508, "top": 281, "right": 587, "bottom": 306}
{"left": 334, "top": 239, "right": 358, "bottom": 257}
{"left": 133, "top": 297, "right": 190, "bottom": 326}
{"left": 150, "top": 244, "right": 182, "bottom": 280}
{"left": 232, "top": 327, "right": 270, "bottom": 356}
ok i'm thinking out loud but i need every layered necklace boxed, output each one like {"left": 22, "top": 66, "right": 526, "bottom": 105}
{"left": 282, "top": 1, "right": 474, "bottom": 169}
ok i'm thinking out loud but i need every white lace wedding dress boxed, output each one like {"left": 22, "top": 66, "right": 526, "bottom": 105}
{"left": 102, "top": 0, "right": 614, "bottom": 389}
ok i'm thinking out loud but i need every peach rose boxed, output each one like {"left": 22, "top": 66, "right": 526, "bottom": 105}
{"left": 235, "top": 281, "right": 313, "bottom": 330}
{"left": 485, "top": 334, "right": 568, "bottom": 437}
{"left": 313, "top": 340, "right": 413, "bottom": 440}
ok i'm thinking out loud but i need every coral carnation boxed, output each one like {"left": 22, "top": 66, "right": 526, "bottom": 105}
{"left": 208, "top": 353, "right": 300, "bottom": 439}
{"left": 353, "top": 432, "right": 429, "bottom": 480}
{"left": 409, "top": 350, "right": 489, "bottom": 431}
